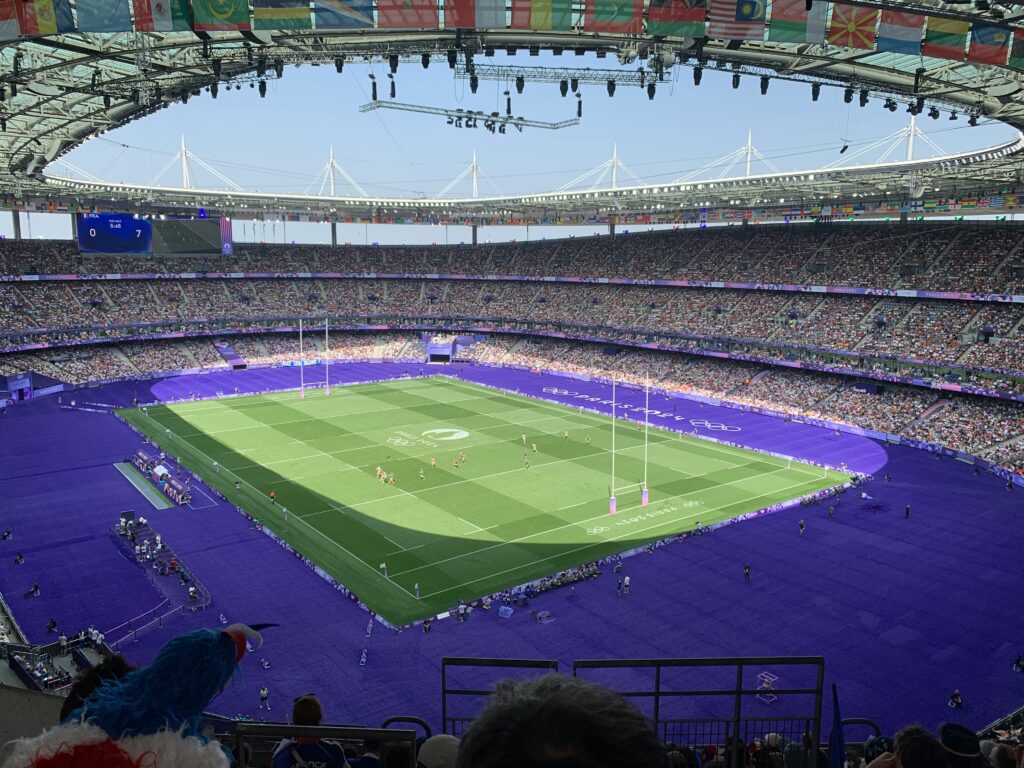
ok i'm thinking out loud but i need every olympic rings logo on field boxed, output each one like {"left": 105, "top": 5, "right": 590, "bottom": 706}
{"left": 689, "top": 419, "right": 741, "bottom": 432}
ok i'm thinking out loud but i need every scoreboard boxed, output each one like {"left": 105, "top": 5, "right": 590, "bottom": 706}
{"left": 77, "top": 213, "right": 152, "bottom": 254}
{"left": 77, "top": 213, "right": 233, "bottom": 256}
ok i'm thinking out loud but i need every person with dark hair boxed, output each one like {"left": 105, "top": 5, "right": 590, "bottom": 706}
{"left": 455, "top": 673, "right": 669, "bottom": 768}
{"left": 24, "top": 582, "right": 39, "bottom": 598}
{"left": 59, "top": 653, "right": 136, "bottom": 721}
{"left": 271, "top": 694, "right": 346, "bottom": 768}
{"left": 948, "top": 689, "right": 963, "bottom": 709}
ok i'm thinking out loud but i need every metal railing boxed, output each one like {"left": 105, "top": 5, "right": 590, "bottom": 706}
{"left": 572, "top": 656, "right": 825, "bottom": 768}
{"left": 441, "top": 657, "right": 559, "bottom": 737}
{"left": 232, "top": 723, "right": 417, "bottom": 768}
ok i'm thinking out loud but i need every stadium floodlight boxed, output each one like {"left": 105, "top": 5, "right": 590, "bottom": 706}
{"left": 212, "top": 59, "right": 222, "bottom": 78}
{"left": 273, "top": 58, "right": 284, "bottom": 79}
{"left": 969, "top": 114, "right": 979, "bottom": 126}
{"left": 370, "top": 74, "right": 377, "bottom": 101}
{"left": 916, "top": 96, "right": 925, "bottom": 113}
{"left": 257, "top": 56, "right": 267, "bottom": 77}
{"left": 335, "top": 57, "right": 344, "bottom": 73}
{"left": 843, "top": 87, "right": 853, "bottom": 103}
{"left": 515, "top": 74, "right": 525, "bottom": 93}
{"left": 811, "top": 82, "right": 819, "bottom": 100}
{"left": 103, "top": 94, "right": 111, "bottom": 109}
{"left": 422, "top": 53, "right": 430, "bottom": 69}
{"left": 929, "top": 106, "right": 940, "bottom": 119}
{"left": 949, "top": 111, "right": 958, "bottom": 120}
{"left": 389, "top": 54, "right": 399, "bottom": 74}
{"left": 447, "top": 49, "right": 457, "bottom": 69}
{"left": 859, "top": 89, "right": 869, "bottom": 107}
{"left": 389, "top": 75, "right": 396, "bottom": 99}
{"left": 570, "top": 77, "right": 579, "bottom": 93}
{"left": 258, "top": 80, "right": 267, "bottom": 98}
{"left": 470, "top": 74, "right": 479, "bottom": 93}
{"left": 559, "top": 79, "right": 568, "bottom": 97}
{"left": 693, "top": 66, "right": 702, "bottom": 85}
{"left": 210, "top": 82, "right": 218, "bottom": 99}
{"left": 607, "top": 79, "right": 615, "bottom": 97}
{"left": 733, "top": 73, "right": 741, "bottom": 90}
{"left": 577, "top": 94, "right": 582, "bottom": 117}
{"left": 505, "top": 90, "right": 511, "bottom": 115}
{"left": 485, "top": 46, "right": 495, "bottom": 57}
{"left": 760, "top": 76, "right": 769, "bottom": 95}
{"left": 647, "top": 81, "right": 656, "bottom": 100}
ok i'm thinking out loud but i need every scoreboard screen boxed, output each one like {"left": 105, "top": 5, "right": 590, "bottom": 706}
{"left": 152, "top": 219, "right": 223, "bottom": 255}
{"left": 77, "top": 213, "right": 153, "bottom": 254}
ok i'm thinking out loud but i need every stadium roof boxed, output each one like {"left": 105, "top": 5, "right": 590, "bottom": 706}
{"left": 6, "top": 1, "right": 1024, "bottom": 221}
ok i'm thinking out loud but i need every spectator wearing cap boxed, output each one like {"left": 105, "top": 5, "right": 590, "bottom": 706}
{"left": 417, "top": 734, "right": 459, "bottom": 768}
{"left": 938, "top": 723, "right": 990, "bottom": 768}
{"left": 271, "top": 694, "right": 347, "bottom": 768}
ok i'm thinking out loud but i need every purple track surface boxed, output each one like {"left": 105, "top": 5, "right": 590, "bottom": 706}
{"left": 0, "top": 362, "right": 1021, "bottom": 736}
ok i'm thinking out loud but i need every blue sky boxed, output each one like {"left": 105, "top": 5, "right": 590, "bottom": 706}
{"left": 3, "top": 51, "right": 1014, "bottom": 245}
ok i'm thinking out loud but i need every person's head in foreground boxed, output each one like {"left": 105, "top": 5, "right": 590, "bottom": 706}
{"left": 455, "top": 673, "right": 669, "bottom": 768}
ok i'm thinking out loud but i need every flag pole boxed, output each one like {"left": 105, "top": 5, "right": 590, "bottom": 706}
{"left": 324, "top": 317, "right": 330, "bottom": 396}
{"left": 642, "top": 380, "right": 650, "bottom": 506}
{"left": 610, "top": 379, "right": 617, "bottom": 516}
{"left": 299, "top": 318, "right": 305, "bottom": 398}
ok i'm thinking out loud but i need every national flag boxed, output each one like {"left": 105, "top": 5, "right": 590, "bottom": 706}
{"left": 875, "top": 10, "right": 922, "bottom": 54}
{"left": 829, "top": 684, "right": 845, "bottom": 768}
{"left": 314, "top": 0, "right": 373, "bottom": 27}
{"left": 15, "top": 0, "right": 73, "bottom": 35}
{"left": 133, "top": 0, "right": 190, "bottom": 31}
{"left": 77, "top": 0, "right": 133, "bottom": 31}
{"left": 509, "top": 0, "right": 572, "bottom": 29}
{"left": 586, "top": 0, "right": 641, "bottom": 33}
{"left": 767, "top": 0, "right": 825, "bottom": 44}
{"left": 707, "top": 0, "right": 765, "bottom": 40}
{"left": 968, "top": 24, "right": 1010, "bottom": 65}
{"left": 377, "top": 0, "right": 438, "bottom": 28}
{"left": 827, "top": 3, "right": 877, "bottom": 50}
{"left": 1010, "top": 29, "right": 1024, "bottom": 69}
{"left": 192, "top": 0, "right": 250, "bottom": 30}
{"left": 921, "top": 17, "right": 969, "bottom": 61}
{"left": 253, "top": 0, "right": 311, "bottom": 28}
{"left": 0, "top": 0, "right": 20, "bottom": 39}
{"left": 647, "top": 0, "right": 706, "bottom": 37}
{"left": 445, "top": 0, "right": 505, "bottom": 28}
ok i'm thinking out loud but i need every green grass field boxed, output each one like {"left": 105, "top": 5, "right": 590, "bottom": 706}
{"left": 119, "top": 376, "right": 849, "bottom": 624}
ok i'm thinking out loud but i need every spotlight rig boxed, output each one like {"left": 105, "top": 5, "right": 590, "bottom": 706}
{"left": 359, "top": 100, "right": 579, "bottom": 131}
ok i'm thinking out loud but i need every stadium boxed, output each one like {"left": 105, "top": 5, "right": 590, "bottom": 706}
{"left": 0, "top": 2, "right": 1023, "bottom": 767}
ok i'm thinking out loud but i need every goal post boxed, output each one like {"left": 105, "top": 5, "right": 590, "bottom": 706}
{"left": 609, "top": 379, "right": 652, "bottom": 515}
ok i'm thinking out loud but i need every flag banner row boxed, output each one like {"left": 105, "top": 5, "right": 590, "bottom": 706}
{"left": 0, "top": 0, "right": 1022, "bottom": 69}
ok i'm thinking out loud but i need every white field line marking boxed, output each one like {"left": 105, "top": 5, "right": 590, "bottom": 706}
{"left": 446, "top": 377, "right": 842, "bottom": 480}
{"left": 391, "top": 463, "right": 794, "bottom": 579}
{"left": 415, "top": 473, "right": 832, "bottom": 599}
{"left": 132, "top": 406, "right": 417, "bottom": 601}
{"left": 150, "top": 377, "right": 446, "bottom": 416}
{"left": 227, "top": 412, "right": 569, "bottom": 472}
{"left": 165, "top": 391, "right": 498, "bottom": 439}
{"left": 301, "top": 434, "right": 683, "bottom": 519}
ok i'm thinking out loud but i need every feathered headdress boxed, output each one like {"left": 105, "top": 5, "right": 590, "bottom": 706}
{"left": 0, "top": 624, "right": 264, "bottom": 768}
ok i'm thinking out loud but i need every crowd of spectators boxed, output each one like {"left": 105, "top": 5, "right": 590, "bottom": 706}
{"left": 3, "top": 222, "right": 1023, "bottom": 293}
{"left": 2, "top": 276, "right": 1021, "bottom": 378}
